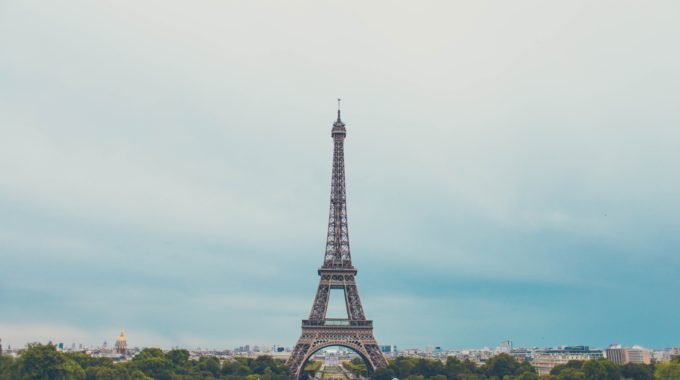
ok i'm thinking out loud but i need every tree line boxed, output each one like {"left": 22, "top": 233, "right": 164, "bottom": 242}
{"left": 1, "top": 344, "right": 680, "bottom": 380}
{"left": 371, "top": 354, "right": 680, "bottom": 380}
{"left": 0, "top": 343, "right": 291, "bottom": 380}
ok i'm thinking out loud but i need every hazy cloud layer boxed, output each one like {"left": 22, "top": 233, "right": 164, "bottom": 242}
{"left": 1, "top": 0, "right": 679, "bottom": 349}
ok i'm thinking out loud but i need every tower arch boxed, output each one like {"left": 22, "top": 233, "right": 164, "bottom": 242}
{"left": 298, "top": 343, "right": 374, "bottom": 380}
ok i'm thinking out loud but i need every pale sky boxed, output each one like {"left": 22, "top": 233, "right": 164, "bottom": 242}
{"left": 1, "top": 0, "right": 679, "bottom": 350}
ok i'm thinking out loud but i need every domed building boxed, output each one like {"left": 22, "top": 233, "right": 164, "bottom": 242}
{"left": 114, "top": 330, "right": 127, "bottom": 355}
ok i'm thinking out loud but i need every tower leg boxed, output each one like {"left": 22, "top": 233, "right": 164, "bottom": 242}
{"left": 309, "top": 284, "right": 330, "bottom": 320}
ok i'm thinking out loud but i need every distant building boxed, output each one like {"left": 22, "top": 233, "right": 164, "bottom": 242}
{"left": 448, "top": 348, "right": 495, "bottom": 365}
{"left": 606, "top": 345, "right": 626, "bottom": 365}
{"left": 509, "top": 348, "right": 532, "bottom": 362}
{"left": 605, "top": 345, "right": 651, "bottom": 365}
{"left": 651, "top": 350, "right": 672, "bottom": 362}
{"left": 531, "top": 346, "right": 603, "bottom": 376}
{"left": 380, "top": 345, "right": 397, "bottom": 353}
{"left": 497, "top": 341, "right": 513, "bottom": 354}
{"left": 672, "top": 347, "right": 680, "bottom": 359}
{"left": 115, "top": 330, "right": 127, "bottom": 355}
{"left": 324, "top": 350, "right": 340, "bottom": 366}
{"left": 626, "top": 346, "right": 652, "bottom": 365}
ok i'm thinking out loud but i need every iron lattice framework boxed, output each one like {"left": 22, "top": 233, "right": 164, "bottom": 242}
{"left": 287, "top": 107, "right": 388, "bottom": 379}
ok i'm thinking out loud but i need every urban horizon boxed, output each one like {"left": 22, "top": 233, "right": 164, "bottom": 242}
{"left": 2, "top": 339, "right": 677, "bottom": 354}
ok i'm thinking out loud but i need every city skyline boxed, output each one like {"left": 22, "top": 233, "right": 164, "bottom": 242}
{"left": 2, "top": 1, "right": 680, "bottom": 351}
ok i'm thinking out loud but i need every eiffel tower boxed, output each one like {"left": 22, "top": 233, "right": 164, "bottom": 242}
{"left": 287, "top": 102, "right": 388, "bottom": 379}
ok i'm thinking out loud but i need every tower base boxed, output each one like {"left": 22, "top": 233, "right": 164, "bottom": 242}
{"left": 287, "top": 322, "right": 387, "bottom": 379}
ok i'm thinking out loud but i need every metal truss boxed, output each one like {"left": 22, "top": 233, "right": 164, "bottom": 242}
{"left": 287, "top": 109, "right": 387, "bottom": 379}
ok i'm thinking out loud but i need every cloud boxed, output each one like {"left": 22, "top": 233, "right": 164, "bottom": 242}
{"left": 1, "top": 0, "right": 679, "bottom": 349}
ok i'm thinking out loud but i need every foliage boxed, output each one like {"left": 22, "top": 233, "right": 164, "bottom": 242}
{"left": 1, "top": 345, "right": 675, "bottom": 380}
{"left": 483, "top": 353, "right": 535, "bottom": 378}
{"left": 301, "top": 360, "right": 322, "bottom": 379}
{"left": 550, "top": 358, "right": 665, "bottom": 380}
{"left": 654, "top": 361, "right": 680, "bottom": 380}
{"left": 621, "top": 362, "right": 654, "bottom": 380}
{"left": 372, "top": 366, "right": 396, "bottom": 380}
{"left": 0, "top": 344, "right": 292, "bottom": 380}
{"left": 554, "top": 367, "right": 585, "bottom": 380}
{"left": 0, "top": 355, "right": 16, "bottom": 380}
{"left": 343, "top": 357, "right": 368, "bottom": 377}
{"left": 14, "top": 343, "right": 85, "bottom": 380}
{"left": 372, "top": 354, "right": 537, "bottom": 380}
{"left": 372, "top": 355, "right": 668, "bottom": 380}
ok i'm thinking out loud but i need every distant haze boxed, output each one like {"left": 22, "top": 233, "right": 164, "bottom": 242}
{"left": 1, "top": 1, "right": 679, "bottom": 349}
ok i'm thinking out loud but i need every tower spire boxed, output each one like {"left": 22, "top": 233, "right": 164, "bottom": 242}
{"left": 326, "top": 100, "right": 349, "bottom": 267}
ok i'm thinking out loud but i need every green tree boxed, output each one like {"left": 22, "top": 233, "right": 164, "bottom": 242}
{"left": 197, "top": 355, "right": 221, "bottom": 377}
{"left": 372, "top": 366, "right": 395, "bottom": 380}
{"left": 413, "top": 357, "right": 445, "bottom": 378}
{"left": 582, "top": 359, "right": 620, "bottom": 380}
{"left": 621, "top": 362, "right": 654, "bottom": 380}
{"left": 128, "top": 369, "right": 153, "bottom": 380}
{"left": 0, "top": 354, "right": 16, "bottom": 380}
{"left": 133, "top": 356, "right": 173, "bottom": 380}
{"left": 130, "top": 348, "right": 173, "bottom": 380}
{"left": 300, "top": 360, "right": 321, "bottom": 379}
{"left": 392, "top": 357, "right": 417, "bottom": 378}
{"left": 15, "top": 343, "right": 85, "bottom": 380}
{"left": 343, "top": 358, "right": 368, "bottom": 377}
{"left": 516, "top": 371, "right": 539, "bottom": 380}
{"left": 655, "top": 361, "right": 680, "bottom": 380}
{"left": 462, "top": 358, "right": 480, "bottom": 375}
{"left": 165, "top": 349, "right": 190, "bottom": 368}
{"left": 551, "top": 361, "right": 585, "bottom": 377}
{"left": 458, "top": 374, "right": 485, "bottom": 380}
{"left": 252, "top": 355, "right": 278, "bottom": 374}
{"left": 132, "top": 348, "right": 164, "bottom": 361}
{"left": 84, "top": 366, "right": 129, "bottom": 380}
{"left": 484, "top": 353, "right": 529, "bottom": 378}
{"left": 556, "top": 367, "right": 586, "bottom": 380}
{"left": 445, "top": 356, "right": 465, "bottom": 378}
{"left": 65, "top": 352, "right": 115, "bottom": 371}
